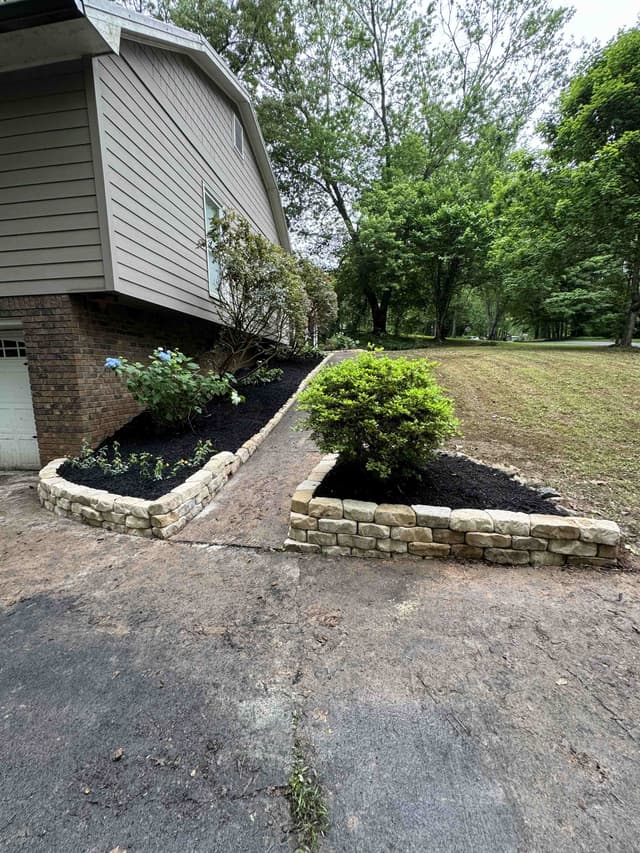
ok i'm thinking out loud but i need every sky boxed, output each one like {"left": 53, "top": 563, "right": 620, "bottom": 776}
{"left": 559, "top": 0, "right": 639, "bottom": 45}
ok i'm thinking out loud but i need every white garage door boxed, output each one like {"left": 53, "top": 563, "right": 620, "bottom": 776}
{"left": 0, "top": 337, "right": 40, "bottom": 470}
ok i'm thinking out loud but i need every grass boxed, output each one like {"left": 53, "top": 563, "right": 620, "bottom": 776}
{"left": 286, "top": 738, "right": 329, "bottom": 852}
{"left": 406, "top": 346, "right": 640, "bottom": 550}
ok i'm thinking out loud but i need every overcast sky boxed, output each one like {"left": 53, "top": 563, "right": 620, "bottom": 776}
{"left": 559, "top": 0, "right": 639, "bottom": 45}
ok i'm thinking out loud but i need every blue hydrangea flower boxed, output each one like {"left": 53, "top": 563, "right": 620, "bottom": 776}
{"left": 104, "top": 357, "right": 122, "bottom": 369}
{"left": 157, "top": 350, "right": 172, "bottom": 362}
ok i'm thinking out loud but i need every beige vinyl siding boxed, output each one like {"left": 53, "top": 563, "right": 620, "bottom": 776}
{"left": 0, "top": 61, "right": 105, "bottom": 296}
{"left": 96, "top": 40, "right": 281, "bottom": 320}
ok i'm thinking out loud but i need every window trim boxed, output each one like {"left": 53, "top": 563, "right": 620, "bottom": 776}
{"left": 202, "top": 185, "right": 223, "bottom": 298}
{"left": 233, "top": 113, "right": 244, "bottom": 159}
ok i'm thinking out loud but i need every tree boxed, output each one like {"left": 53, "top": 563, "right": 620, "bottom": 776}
{"left": 544, "top": 28, "right": 640, "bottom": 346}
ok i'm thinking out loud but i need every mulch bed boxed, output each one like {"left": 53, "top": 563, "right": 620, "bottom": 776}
{"left": 316, "top": 454, "right": 566, "bottom": 515}
{"left": 59, "top": 358, "right": 322, "bottom": 500}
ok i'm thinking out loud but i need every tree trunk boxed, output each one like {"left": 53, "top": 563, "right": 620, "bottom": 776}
{"left": 364, "top": 286, "right": 391, "bottom": 335}
{"left": 620, "top": 256, "right": 640, "bottom": 347}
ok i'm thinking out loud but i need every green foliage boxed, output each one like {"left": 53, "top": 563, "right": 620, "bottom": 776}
{"left": 238, "top": 364, "right": 284, "bottom": 386}
{"left": 69, "top": 439, "right": 216, "bottom": 481}
{"left": 207, "top": 212, "right": 310, "bottom": 368}
{"left": 106, "top": 348, "right": 240, "bottom": 429}
{"left": 297, "top": 352, "right": 459, "bottom": 478}
{"left": 286, "top": 742, "right": 328, "bottom": 852}
{"left": 324, "top": 332, "right": 360, "bottom": 350}
{"left": 297, "top": 257, "right": 338, "bottom": 341}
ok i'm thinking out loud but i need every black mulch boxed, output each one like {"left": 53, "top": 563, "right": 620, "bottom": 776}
{"left": 59, "top": 358, "right": 322, "bottom": 500}
{"left": 316, "top": 454, "right": 566, "bottom": 515}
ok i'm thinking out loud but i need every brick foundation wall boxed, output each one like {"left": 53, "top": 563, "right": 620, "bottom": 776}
{"left": 0, "top": 294, "right": 221, "bottom": 462}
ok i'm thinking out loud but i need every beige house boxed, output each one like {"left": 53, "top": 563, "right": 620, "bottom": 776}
{"left": 0, "top": 0, "right": 289, "bottom": 468}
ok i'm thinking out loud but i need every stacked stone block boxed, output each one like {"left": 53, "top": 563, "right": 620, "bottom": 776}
{"left": 285, "top": 455, "right": 621, "bottom": 568}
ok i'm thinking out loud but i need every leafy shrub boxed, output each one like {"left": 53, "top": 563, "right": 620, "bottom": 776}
{"left": 206, "top": 213, "right": 310, "bottom": 370}
{"left": 105, "top": 348, "right": 241, "bottom": 429}
{"left": 238, "top": 364, "right": 284, "bottom": 387}
{"left": 324, "top": 332, "right": 360, "bottom": 350}
{"left": 69, "top": 439, "right": 215, "bottom": 481}
{"left": 297, "top": 352, "right": 459, "bottom": 479}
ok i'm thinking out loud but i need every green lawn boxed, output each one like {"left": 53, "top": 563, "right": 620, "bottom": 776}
{"left": 408, "top": 346, "right": 640, "bottom": 551}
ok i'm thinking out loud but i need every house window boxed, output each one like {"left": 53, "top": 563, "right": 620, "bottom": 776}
{"left": 0, "top": 339, "right": 26, "bottom": 358}
{"left": 203, "top": 191, "right": 221, "bottom": 296}
{"left": 233, "top": 114, "right": 244, "bottom": 157}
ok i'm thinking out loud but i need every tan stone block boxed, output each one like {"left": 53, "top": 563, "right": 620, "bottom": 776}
{"left": 168, "top": 482, "right": 202, "bottom": 504}
{"left": 288, "top": 527, "right": 308, "bottom": 543}
{"left": 152, "top": 516, "right": 188, "bottom": 539}
{"left": 203, "top": 456, "right": 227, "bottom": 475}
{"left": 215, "top": 451, "right": 236, "bottom": 467}
{"left": 567, "top": 556, "right": 618, "bottom": 568}
{"left": 147, "top": 493, "right": 182, "bottom": 515}
{"left": 351, "top": 548, "right": 385, "bottom": 558}
{"left": 598, "top": 544, "right": 619, "bottom": 559}
{"left": 511, "top": 535, "right": 547, "bottom": 551}
{"left": 374, "top": 504, "right": 416, "bottom": 526}
{"left": 391, "top": 526, "right": 433, "bottom": 543}
{"left": 291, "top": 490, "right": 315, "bottom": 514}
{"left": 450, "top": 509, "right": 493, "bottom": 532}
{"left": 408, "top": 542, "right": 451, "bottom": 557}
{"left": 318, "top": 518, "right": 357, "bottom": 534}
{"left": 485, "top": 548, "right": 530, "bottom": 565}
{"left": 486, "top": 510, "right": 530, "bottom": 536}
{"left": 79, "top": 505, "right": 102, "bottom": 522}
{"left": 376, "top": 538, "right": 408, "bottom": 553}
{"left": 358, "top": 522, "right": 390, "bottom": 539}
{"left": 236, "top": 447, "right": 250, "bottom": 464}
{"left": 338, "top": 533, "right": 377, "bottom": 550}
{"left": 451, "top": 544, "right": 484, "bottom": 561}
{"left": 102, "top": 521, "right": 126, "bottom": 534}
{"left": 321, "top": 546, "right": 351, "bottom": 557}
{"left": 114, "top": 496, "right": 151, "bottom": 518}
{"left": 125, "top": 515, "right": 151, "bottom": 529}
{"left": 432, "top": 528, "right": 465, "bottom": 544}
{"left": 57, "top": 497, "right": 72, "bottom": 511}
{"left": 90, "top": 494, "right": 117, "bottom": 513}
{"left": 289, "top": 513, "right": 318, "bottom": 531}
{"left": 284, "top": 539, "right": 321, "bottom": 554}
{"left": 185, "top": 470, "right": 213, "bottom": 487}
{"left": 549, "top": 539, "right": 597, "bottom": 556}
{"left": 343, "top": 499, "right": 377, "bottom": 522}
{"left": 412, "top": 505, "right": 451, "bottom": 528}
{"left": 574, "top": 518, "right": 621, "bottom": 546}
{"left": 128, "top": 527, "right": 153, "bottom": 538}
{"left": 530, "top": 514, "right": 579, "bottom": 539}
{"left": 102, "top": 510, "right": 125, "bottom": 524}
{"left": 309, "top": 497, "right": 344, "bottom": 519}
{"left": 53, "top": 505, "right": 69, "bottom": 518}
{"left": 308, "top": 531, "right": 337, "bottom": 547}
{"left": 466, "top": 532, "right": 511, "bottom": 548}
{"left": 530, "top": 551, "right": 566, "bottom": 566}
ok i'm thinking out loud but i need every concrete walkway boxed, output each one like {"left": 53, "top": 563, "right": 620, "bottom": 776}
{"left": 175, "top": 403, "right": 321, "bottom": 548}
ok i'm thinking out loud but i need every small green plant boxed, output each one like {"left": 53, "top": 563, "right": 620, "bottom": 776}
{"left": 104, "top": 348, "right": 242, "bottom": 430}
{"left": 68, "top": 439, "right": 216, "bottom": 482}
{"left": 297, "top": 351, "right": 459, "bottom": 479}
{"left": 238, "top": 364, "right": 284, "bottom": 387}
{"left": 286, "top": 742, "right": 328, "bottom": 852}
{"left": 324, "top": 332, "right": 359, "bottom": 350}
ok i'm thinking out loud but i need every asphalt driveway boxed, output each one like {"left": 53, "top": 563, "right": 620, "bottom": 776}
{"left": 2, "top": 468, "right": 640, "bottom": 852}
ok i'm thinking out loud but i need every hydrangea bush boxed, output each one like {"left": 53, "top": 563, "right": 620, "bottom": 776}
{"left": 297, "top": 351, "right": 459, "bottom": 479}
{"left": 105, "top": 347, "right": 241, "bottom": 430}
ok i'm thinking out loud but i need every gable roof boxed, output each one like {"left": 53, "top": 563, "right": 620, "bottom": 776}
{"left": 0, "top": 0, "right": 291, "bottom": 250}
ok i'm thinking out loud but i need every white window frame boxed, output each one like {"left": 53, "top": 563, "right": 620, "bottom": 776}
{"left": 202, "top": 186, "right": 223, "bottom": 297}
{"left": 233, "top": 113, "right": 244, "bottom": 158}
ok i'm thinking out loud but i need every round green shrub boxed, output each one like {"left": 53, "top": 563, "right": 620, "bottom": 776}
{"left": 297, "top": 352, "right": 459, "bottom": 479}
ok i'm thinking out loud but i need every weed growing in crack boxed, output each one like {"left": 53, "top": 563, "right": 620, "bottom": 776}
{"left": 286, "top": 739, "right": 328, "bottom": 852}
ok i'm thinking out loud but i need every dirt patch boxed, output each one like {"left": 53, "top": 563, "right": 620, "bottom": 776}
{"left": 316, "top": 454, "right": 566, "bottom": 514}
{"left": 59, "top": 358, "right": 321, "bottom": 499}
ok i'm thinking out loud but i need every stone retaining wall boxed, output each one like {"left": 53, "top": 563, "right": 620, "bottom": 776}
{"left": 284, "top": 455, "right": 622, "bottom": 568}
{"left": 38, "top": 354, "right": 333, "bottom": 539}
